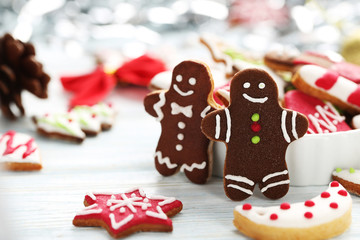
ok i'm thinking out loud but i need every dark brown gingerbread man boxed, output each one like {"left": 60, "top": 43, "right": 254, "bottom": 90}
{"left": 144, "top": 60, "right": 219, "bottom": 184}
{"left": 201, "top": 69, "right": 308, "bottom": 200}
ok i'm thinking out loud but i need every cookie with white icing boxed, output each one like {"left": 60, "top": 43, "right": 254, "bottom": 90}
{"left": 69, "top": 106, "right": 102, "bottom": 136}
{"left": 32, "top": 113, "right": 86, "bottom": 143}
{"left": 234, "top": 181, "right": 352, "bottom": 240}
{"left": 201, "top": 69, "right": 308, "bottom": 201}
{"left": 333, "top": 168, "right": 360, "bottom": 196}
{"left": 144, "top": 60, "right": 220, "bottom": 184}
{"left": 73, "top": 188, "right": 182, "bottom": 238}
{"left": 90, "top": 102, "right": 116, "bottom": 130}
{"left": 0, "top": 131, "right": 42, "bottom": 171}
{"left": 292, "top": 65, "right": 360, "bottom": 115}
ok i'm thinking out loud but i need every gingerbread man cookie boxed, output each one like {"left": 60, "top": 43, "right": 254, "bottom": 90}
{"left": 201, "top": 69, "right": 308, "bottom": 200}
{"left": 144, "top": 60, "right": 219, "bottom": 184}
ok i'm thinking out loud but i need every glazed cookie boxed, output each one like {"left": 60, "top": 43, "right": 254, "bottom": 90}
{"left": 144, "top": 60, "right": 219, "bottom": 184}
{"left": 234, "top": 181, "right": 352, "bottom": 240}
{"left": 292, "top": 65, "right": 360, "bottom": 115}
{"left": 69, "top": 107, "right": 101, "bottom": 136}
{"left": 32, "top": 113, "right": 86, "bottom": 143}
{"left": 284, "top": 90, "right": 351, "bottom": 134}
{"left": 201, "top": 69, "right": 308, "bottom": 200}
{"left": 90, "top": 102, "right": 116, "bottom": 130}
{"left": 73, "top": 188, "right": 182, "bottom": 238}
{"left": 0, "top": 130, "right": 41, "bottom": 171}
{"left": 265, "top": 49, "right": 360, "bottom": 83}
{"left": 333, "top": 168, "right": 360, "bottom": 196}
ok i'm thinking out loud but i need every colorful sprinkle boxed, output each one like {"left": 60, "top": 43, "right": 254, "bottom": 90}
{"left": 251, "top": 136, "right": 260, "bottom": 144}
{"left": 349, "top": 168, "right": 355, "bottom": 173}
{"left": 330, "top": 181, "right": 339, "bottom": 187}
{"left": 251, "top": 113, "right": 260, "bottom": 122}
{"left": 330, "top": 202, "right": 338, "bottom": 209}
{"left": 68, "top": 119, "right": 73, "bottom": 123}
{"left": 321, "top": 192, "right": 330, "bottom": 198}
{"left": 335, "top": 168, "right": 342, "bottom": 173}
{"left": 304, "top": 200, "right": 315, "bottom": 207}
{"left": 270, "top": 213, "right": 278, "bottom": 220}
{"left": 338, "top": 190, "right": 348, "bottom": 197}
{"left": 280, "top": 203, "right": 290, "bottom": 210}
{"left": 242, "top": 204, "right": 252, "bottom": 210}
{"left": 304, "top": 212, "right": 313, "bottom": 219}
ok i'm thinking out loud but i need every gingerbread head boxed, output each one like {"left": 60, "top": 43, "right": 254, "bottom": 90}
{"left": 202, "top": 68, "right": 308, "bottom": 200}
{"left": 144, "top": 60, "right": 219, "bottom": 184}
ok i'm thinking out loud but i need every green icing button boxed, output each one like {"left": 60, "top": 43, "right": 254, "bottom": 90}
{"left": 335, "top": 168, "right": 342, "bottom": 173}
{"left": 251, "top": 136, "right": 260, "bottom": 144}
{"left": 251, "top": 113, "right": 260, "bottom": 122}
{"left": 349, "top": 168, "right": 355, "bottom": 173}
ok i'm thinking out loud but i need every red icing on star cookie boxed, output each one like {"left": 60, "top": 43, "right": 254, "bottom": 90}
{"left": 284, "top": 90, "right": 351, "bottom": 134}
{"left": 280, "top": 203, "right": 290, "bottom": 210}
{"left": 304, "top": 212, "right": 313, "bottom": 219}
{"left": 321, "top": 192, "right": 330, "bottom": 198}
{"left": 73, "top": 188, "right": 182, "bottom": 238}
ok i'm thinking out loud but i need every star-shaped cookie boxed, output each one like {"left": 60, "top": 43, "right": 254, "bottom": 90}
{"left": 73, "top": 188, "right": 182, "bottom": 238}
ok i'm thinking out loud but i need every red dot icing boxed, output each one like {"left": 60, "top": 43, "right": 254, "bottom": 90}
{"left": 280, "top": 202, "right": 290, "bottom": 210}
{"left": 242, "top": 203, "right": 252, "bottom": 210}
{"left": 108, "top": 103, "right": 113, "bottom": 107}
{"left": 330, "top": 181, "right": 339, "bottom": 187}
{"left": 304, "top": 212, "right": 313, "bottom": 219}
{"left": 338, "top": 190, "right": 348, "bottom": 197}
{"left": 92, "top": 113, "right": 97, "bottom": 118}
{"left": 68, "top": 119, "right": 73, "bottom": 123}
{"left": 330, "top": 202, "right": 338, "bottom": 209}
{"left": 251, "top": 122, "right": 261, "bottom": 132}
{"left": 270, "top": 213, "right": 278, "bottom": 220}
{"left": 321, "top": 192, "right": 330, "bottom": 198}
{"left": 304, "top": 200, "right": 315, "bottom": 207}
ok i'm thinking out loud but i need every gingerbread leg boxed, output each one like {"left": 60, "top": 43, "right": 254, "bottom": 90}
{"left": 223, "top": 172, "right": 255, "bottom": 201}
{"left": 182, "top": 163, "right": 210, "bottom": 184}
{"left": 154, "top": 151, "right": 179, "bottom": 176}
{"left": 258, "top": 169, "right": 290, "bottom": 199}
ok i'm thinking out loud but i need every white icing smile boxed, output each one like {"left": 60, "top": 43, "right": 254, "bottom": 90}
{"left": 173, "top": 84, "right": 194, "bottom": 97}
{"left": 242, "top": 93, "right": 268, "bottom": 103}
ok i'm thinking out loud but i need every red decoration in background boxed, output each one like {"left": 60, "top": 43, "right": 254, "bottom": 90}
{"left": 60, "top": 54, "right": 167, "bottom": 107}
{"left": 61, "top": 66, "right": 116, "bottom": 107}
{"left": 115, "top": 54, "right": 167, "bottom": 87}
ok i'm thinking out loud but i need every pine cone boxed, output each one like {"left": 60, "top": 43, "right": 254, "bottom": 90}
{"left": 0, "top": 33, "right": 50, "bottom": 119}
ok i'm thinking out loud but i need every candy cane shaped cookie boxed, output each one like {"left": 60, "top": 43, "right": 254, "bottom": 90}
{"left": 233, "top": 181, "right": 352, "bottom": 240}
{"left": 201, "top": 69, "right": 308, "bottom": 201}
{"left": 292, "top": 65, "right": 360, "bottom": 114}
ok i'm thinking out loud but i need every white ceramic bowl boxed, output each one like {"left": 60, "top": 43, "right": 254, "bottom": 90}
{"left": 212, "top": 129, "right": 360, "bottom": 186}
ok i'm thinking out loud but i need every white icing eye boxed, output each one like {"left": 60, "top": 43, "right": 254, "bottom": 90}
{"left": 189, "top": 77, "right": 196, "bottom": 85}
{"left": 176, "top": 75, "right": 182, "bottom": 82}
{"left": 258, "top": 82, "right": 265, "bottom": 89}
{"left": 243, "top": 82, "right": 250, "bottom": 88}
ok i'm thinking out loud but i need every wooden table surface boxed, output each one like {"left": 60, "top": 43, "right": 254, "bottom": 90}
{"left": 0, "top": 46, "right": 360, "bottom": 240}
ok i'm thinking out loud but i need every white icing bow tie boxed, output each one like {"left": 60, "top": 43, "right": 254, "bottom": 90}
{"left": 170, "top": 102, "right": 193, "bottom": 118}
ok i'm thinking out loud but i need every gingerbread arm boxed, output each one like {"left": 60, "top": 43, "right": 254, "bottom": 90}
{"left": 281, "top": 109, "right": 309, "bottom": 143}
{"left": 143, "top": 90, "right": 165, "bottom": 119}
{"left": 201, "top": 109, "right": 230, "bottom": 143}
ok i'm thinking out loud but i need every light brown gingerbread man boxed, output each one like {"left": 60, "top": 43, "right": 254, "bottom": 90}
{"left": 144, "top": 60, "right": 219, "bottom": 184}
{"left": 201, "top": 69, "right": 308, "bottom": 200}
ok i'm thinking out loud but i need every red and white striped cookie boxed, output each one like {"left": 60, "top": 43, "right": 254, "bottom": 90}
{"left": 234, "top": 181, "right": 352, "bottom": 240}
{"left": 292, "top": 65, "right": 360, "bottom": 114}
